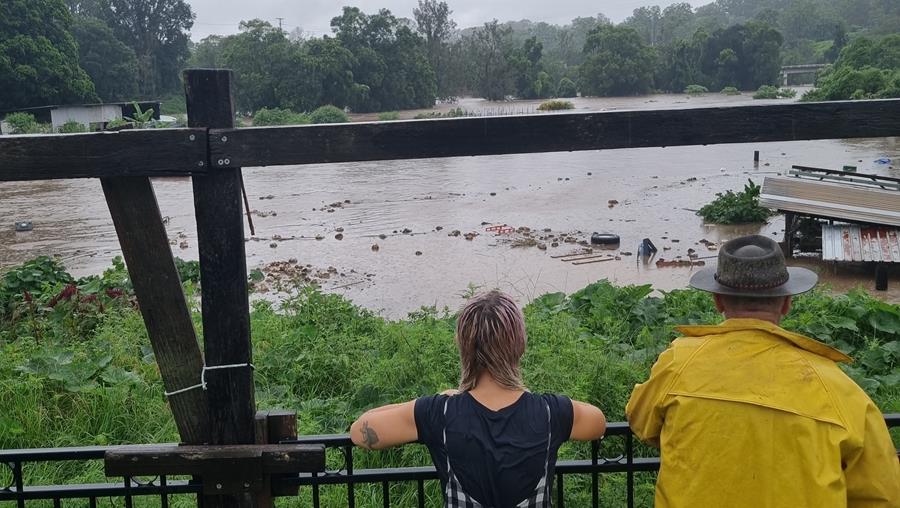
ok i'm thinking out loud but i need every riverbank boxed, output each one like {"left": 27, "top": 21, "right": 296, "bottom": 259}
{"left": 1, "top": 255, "right": 898, "bottom": 506}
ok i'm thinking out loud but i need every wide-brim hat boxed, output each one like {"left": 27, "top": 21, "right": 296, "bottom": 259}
{"left": 689, "top": 235, "right": 818, "bottom": 297}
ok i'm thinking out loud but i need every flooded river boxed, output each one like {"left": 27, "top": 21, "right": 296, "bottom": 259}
{"left": 2, "top": 91, "right": 899, "bottom": 316}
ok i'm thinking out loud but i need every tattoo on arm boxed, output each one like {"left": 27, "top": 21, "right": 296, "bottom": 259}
{"left": 361, "top": 420, "right": 379, "bottom": 449}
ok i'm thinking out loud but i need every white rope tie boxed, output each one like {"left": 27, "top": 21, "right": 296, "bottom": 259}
{"left": 164, "top": 363, "right": 255, "bottom": 397}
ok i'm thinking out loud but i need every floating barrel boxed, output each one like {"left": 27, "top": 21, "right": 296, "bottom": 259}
{"left": 591, "top": 233, "right": 620, "bottom": 246}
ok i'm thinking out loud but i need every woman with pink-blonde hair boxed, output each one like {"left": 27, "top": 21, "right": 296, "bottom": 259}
{"left": 351, "top": 291, "right": 606, "bottom": 507}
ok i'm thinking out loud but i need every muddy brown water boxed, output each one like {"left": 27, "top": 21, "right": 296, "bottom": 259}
{"left": 3, "top": 91, "right": 899, "bottom": 317}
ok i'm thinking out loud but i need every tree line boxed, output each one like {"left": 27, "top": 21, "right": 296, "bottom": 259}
{"left": 2, "top": 0, "right": 899, "bottom": 115}
{"left": 1, "top": 0, "right": 193, "bottom": 111}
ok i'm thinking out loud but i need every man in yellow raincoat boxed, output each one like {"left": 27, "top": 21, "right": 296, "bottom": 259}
{"left": 626, "top": 235, "right": 900, "bottom": 508}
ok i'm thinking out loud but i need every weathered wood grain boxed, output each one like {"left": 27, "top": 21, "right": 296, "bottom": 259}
{"left": 101, "top": 177, "right": 209, "bottom": 445}
{"left": 208, "top": 99, "right": 900, "bottom": 168}
{"left": 104, "top": 444, "right": 325, "bottom": 476}
{"left": 0, "top": 128, "right": 207, "bottom": 181}
{"left": 186, "top": 71, "right": 256, "bottom": 442}
{"left": 186, "top": 68, "right": 257, "bottom": 507}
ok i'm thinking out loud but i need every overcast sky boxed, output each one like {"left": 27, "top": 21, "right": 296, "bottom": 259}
{"left": 187, "top": 0, "right": 710, "bottom": 40}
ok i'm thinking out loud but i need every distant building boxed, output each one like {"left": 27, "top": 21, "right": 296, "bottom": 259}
{"left": 0, "top": 101, "right": 161, "bottom": 134}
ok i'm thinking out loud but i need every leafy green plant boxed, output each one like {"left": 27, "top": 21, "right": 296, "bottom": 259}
{"left": 778, "top": 88, "right": 797, "bottom": 98}
{"left": 377, "top": 111, "right": 400, "bottom": 121}
{"left": 557, "top": 78, "right": 578, "bottom": 98}
{"left": 252, "top": 107, "right": 310, "bottom": 126}
{"left": 124, "top": 102, "right": 155, "bottom": 128}
{"left": 104, "top": 118, "right": 130, "bottom": 130}
{"left": 58, "top": 121, "right": 87, "bottom": 133}
{"left": 174, "top": 257, "right": 201, "bottom": 284}
{"left": 3, "top": 112, "right": 44, "bottom": 134}
{"left": 720, "top": 86, "right": 741, "bottom": 95}
{"left": 753, "top": 85, "right": 780, "bottom": 99}
{"left": 537, "top": 100, "right": 575, "bottom": 111}
{"left": 684, "top": 84, "right": 709, "bottom": 95}
{"left": 309, "top": 105, "right": 349, "bottom": 124}
{"left": 697, "top": 179, "right": 775, "bottom": 224}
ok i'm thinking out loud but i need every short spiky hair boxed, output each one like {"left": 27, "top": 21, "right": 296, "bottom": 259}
{"left": 455, "top": 291, "right": 527, "bottom": 391}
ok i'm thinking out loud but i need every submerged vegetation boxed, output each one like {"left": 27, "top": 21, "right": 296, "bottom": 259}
{"left": 537, "top": 100, "right": 575, "bottom": 111}
{"left": 0, "top": 256, "right": 897, "bottom": 506}
{"left": 697, "top": 180, "right": 775, "bottom": 224}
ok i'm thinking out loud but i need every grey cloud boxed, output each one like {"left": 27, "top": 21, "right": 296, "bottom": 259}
{"left": 188, "top": 0, "right": 708, "bottom": 40}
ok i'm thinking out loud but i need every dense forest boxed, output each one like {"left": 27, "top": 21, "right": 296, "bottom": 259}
{"left": 2, "top": 0, "right": 899, "bottom": 114}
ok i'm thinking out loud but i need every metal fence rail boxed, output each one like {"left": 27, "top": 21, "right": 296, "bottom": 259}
{"left": 2, "top": 415, "right": 898, "bottom": 508}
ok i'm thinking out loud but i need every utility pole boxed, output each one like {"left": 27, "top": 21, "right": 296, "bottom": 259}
{"left": 276, "top": 17, "right": 284, "bottom": 31}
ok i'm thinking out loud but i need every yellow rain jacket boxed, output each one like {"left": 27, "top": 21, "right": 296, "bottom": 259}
{"left": 626, "top": 318, "right": 900, "bottom": 508}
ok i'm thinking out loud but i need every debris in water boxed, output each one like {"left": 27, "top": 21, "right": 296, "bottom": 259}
{"left": 315, "top": 235, "right": 324, "bottom": 241}
{"left": 608, "top": 200, "right": 619, "bottom": 208}
{"left": 490, "top": 192, "right": 497, "bottom": 196}
{"left": 415, "top": 251, "right": 423, "bottom": 256}
{"left": 449, "top": 230, "right": 461, "bottom": 237}
{"left": 402, "top": 228, "right": 412, "bottom": 234}
{"left": 436, "top": 226, "right": 444, "bottom": 231}
{"left": 372, "top": 244, "right": 380, "bottom": 251}
{"left": 336, "top": 227, "right": 344, "bottom": 232}
{"left": 537, "top": 243, "right": 547, "bottom": 251}
{"left": 335, "top": 233, "right": 344, "bottom": 240}
{"left": 179, "top": 241, "right": 189, "bottom": 249}
{"left": 269, "top": 242, "right": 277, "bottom": 248}
{"left": 379, "top": 234, "right": 387, "bottom": 239}
{"left": 464, "top": 232, "right": 478, "bottom": 241}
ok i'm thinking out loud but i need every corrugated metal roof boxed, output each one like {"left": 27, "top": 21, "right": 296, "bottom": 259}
{"left": 822, "top": 225, "right": 900, "bottom": 263}
{"left": 760, "top": 177, "right": 900, "bottom": 227}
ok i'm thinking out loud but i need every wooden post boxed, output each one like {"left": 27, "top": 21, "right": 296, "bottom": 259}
{"left": 875, "top": 263, "right": 888, "bottom": 291}
{"left": 783, "top": 212, "right": 795, "bottom": 258}
{"left": 184, "top": 69, "right": 257, "bottom": 507}
{"left": 101, "top": 177, "right": 209, "bottom": 445}
{"left": 266, "top": 411, "right": 299, "bottom": 497}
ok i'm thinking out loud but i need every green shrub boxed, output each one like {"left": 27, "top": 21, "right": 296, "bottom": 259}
{"left": 309, "top": 105, "right": 349, "bottom": 124}
{"left": 684, "top": 84, "right": 709, "bottom": 95}
{"left": 753, "top": 85, "right": 780, "bottom": 99}
{"left": 697, "top": 179, "right": 775, "bottom": 224}
{"left": 58, "top": 121, "right": 87, "bottom": 134}
{"left": 537, "top": 100, "right": 575, "bottom": 112}
{"left": 720, "top": 86, "right": 741, "bottom": 95}
{"left": 377, "top": 111, "right": 400, "bottom": 121}
{"left": 557, "top": 77, "right": 578, "bottom": 98}
{"left": 3, "top": 112, "right": 43, "bottom": 134}
{"left": 778, "top": 88, "right": 797, "bottom": 98}
{"left": 252, "top": 107, "right": 310, "bottom": 126}
{"left": 104, "top": 118, "right": 130, "bottom": 131}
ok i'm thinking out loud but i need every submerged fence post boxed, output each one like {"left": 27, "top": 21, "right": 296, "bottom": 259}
{"left": 184, "top": 69, "right": 258, "bottom": 507}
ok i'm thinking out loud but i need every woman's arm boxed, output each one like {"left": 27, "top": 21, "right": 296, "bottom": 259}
{"left": 350, "top": 400, "right": 418, "bottom": 450}
{"left": 569, "top": 400, "right": 606, "bottom": 441}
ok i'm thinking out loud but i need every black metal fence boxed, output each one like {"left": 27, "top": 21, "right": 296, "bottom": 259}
{"left": 2, "top": 415, "right": 897, "bottom": 507}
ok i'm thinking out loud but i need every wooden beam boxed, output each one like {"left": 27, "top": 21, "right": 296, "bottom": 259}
{"left": 104, "top": 444, "right": 325, "bottom": 478}
{"left": 0, "top": 129, "right": 207, "bottom": 181}
{"left": 185, "top": 69, "right": 257, "bottom": 507}
{"left": 101, "top": 177, "right": 209, "bottom": 445}
{"left": 208, "top": 99, "right": 900, "bottom": 168}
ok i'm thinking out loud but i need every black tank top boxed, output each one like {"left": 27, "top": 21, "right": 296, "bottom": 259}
{"left": 414, "top": 392, "right": 574, "bottom": 507}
